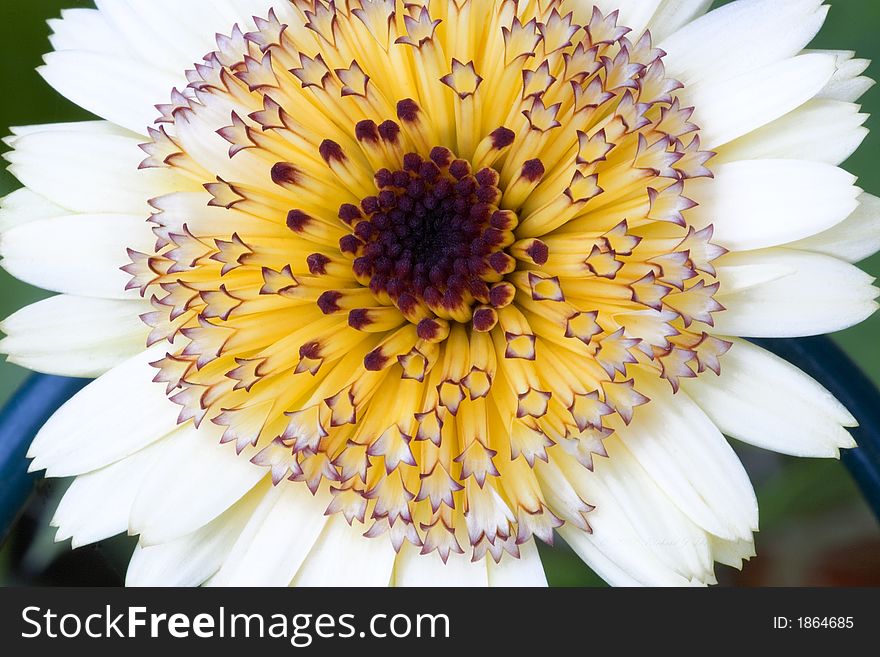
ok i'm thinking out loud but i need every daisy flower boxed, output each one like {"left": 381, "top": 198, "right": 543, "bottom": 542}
{"left": 1, "top": 0, "right": 878, "bottom": 587}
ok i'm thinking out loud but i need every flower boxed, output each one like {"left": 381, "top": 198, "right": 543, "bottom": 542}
{"left": 0, "top": 0, "right": 877, "bottom": 587}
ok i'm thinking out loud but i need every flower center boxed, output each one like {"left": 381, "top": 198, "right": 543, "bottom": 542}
{"left": 337, "top": 146, "right": 515, "bottom": 330}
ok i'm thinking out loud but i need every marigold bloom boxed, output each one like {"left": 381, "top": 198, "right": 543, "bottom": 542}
{"left": 1, "top": 0, "right": 877, "bottom": 586}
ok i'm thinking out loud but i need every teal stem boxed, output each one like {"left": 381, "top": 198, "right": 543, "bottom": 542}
{"left": 0, "top": 375, "right": 88, "bottom": 542}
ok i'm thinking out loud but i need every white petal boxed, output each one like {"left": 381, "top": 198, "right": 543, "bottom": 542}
{"left": 714, "top": 249, "right": 879, "bottom": 338}
{"left": 0, "top": 214, "right": 153, "bottom": 299}
{"left": 715, "top": 260, "right": 795, "bottom": 296}
{"left": 292, "top": 515, "right": 396, "bottom": 587}
{"left": 615, "top": 377, "right": 758, "bottom": 541}
{"left": 0, "top": 189, "right": 67, "bottom": 231}
{"left": 4, "top": 123, "right": 184, "bottom": 213}
{"left": 172, "top": 102, "right": 275, "bottom": 188}
{"left": 716, "top": 99, "right": 868, "bottom": 166}
{"left": 48, "top": 9, "right": 128, "bottom": 56}
{"left": 591, "top": 0, "right": 662, "bottom": 35}
{"left": 39, "top": 52, "right": 178, "bottom": 135}
{"left": 687, "top": 160, "right": 860, "bottom": 252}
{"left": 789, "top": 193, "right": 880, "bottom": 263}
{"left": 41, "top": 1, "right": 294, "bottom": 135}
{"left": 486, "top": 540, "right": 548, "bottom": 587}
{"left": 91, "top": 0, "right": 224, "bottom": 75}
{"left": 129, "top": 422, "right": 267, "bottom": 545}
{"left": 126, "top": 479, "right": 271, "bottom": 587}
{"left": 683, "top": 54, "right": 834, "bottom": 149}
{"left": 559, "top": 520, "right": 695, "bottom": 587}
{"left": 813, "top": 50, "right": 875, "bottom": 102}
{"left": 660, "top": 0, "right": 827, "bottom": 87}
{"left": 208, "top": 484, "right": 328, "bottom": 586}
{"left": 27, "top": 345, "right": 181, "bottom": 477}
{"left": 149, "top": 191, "right": 290, "bottom": 241}
{"left": 0, "top": 295, "right": 150, "bottom": 377}
{"left": 393, "top": 545, "right": 489, "bottom": 587}
{"left": 683, "top": 338, "right": 856, "bottom": 457}
{"left": 708, "top": 536, "right": 756, "bottom": 571}
{"left": 592, "top": 442, "right": 716, "bottom": 582}
{"left": 557, "top": 525, "right": 639, "bottom": 586}
{"left": 822, "top": 76, "right": 875, "bottom": 104}
{"left": 91, "top": 0, "right": 291, "bottom": 74}
{"left": 51, "top": 437, "right": 168, "bottom": 548}
{"left": 5, "top": 120, "right": 133, "bottom": 141}
{"left": 557, "top": 420, "right": 756, "bottom": 585}
{"left": 647, "top": 0, "right": 713, "bottom": 42}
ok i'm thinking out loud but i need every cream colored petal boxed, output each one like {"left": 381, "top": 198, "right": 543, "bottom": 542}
{"left": 27, "top": 345, "right": 181, "bottom": 477}
{"left": 51, "top": 437, "right": 168, "bottom": 548}
{"left": 812, "top": 49, "right": 875, "bottom": 102}
{"left": 684, "top": 338, "right": 856, "bottom": 458}
{"left": 714, "top": 249, "right": 879, "bottom": 338}
{"left": 687, "top": 159, "right": 859, "bottom": 252}
{"left": 716, "top": 99, "right": 868, "bottom": 166}
{"left": 4, "top": 125, "right": 185, "bottom": 213}
{"left": 393, "top": 544, "right": 489, "bottom": 587}
{"left": 614, "top": 377, "right": 758, "bottom": 542}
{"left": 208, "top": 483, "right": 329, "bottom": 586}
{"left": 129, "top": 422, "right": 267, "bottom": 545}
{"left": 47, "top": 8, "right": 128, "bottom": 56}
{"left": 127, "top": 478, "right": 272, "bottom": 587}
{"left": 41, "top": 1, "right": 292, "bottom": 135}
{"left": 559, "top": 517, "right": 696, "bottom": 587}
{"left": 647, "top": 0, "right": 713, "bottom": 42}
{"left": 660, "top": 0, "right": 827, "bottom": 86}
{"left": 558, "top": 447, "right": 717, "bottom": 585}
{"left": 0, "top": 214, "right": 153, "bottom": 299}
{"left": 486, "top": 539, "right": 548, "bottom": 587}
{"left": 591, "top": 0, "right": 663, "bottom": 35}
{"left": 0, "top": 295, "right": 150, "bottom": 377}
{"left": 292, "top": 515, "right": 397, "bottom": 587}
{"left": 789, "top": 193, "right": 880, "bottom": 263}
{"left": 0, "top": 188, "right": 68, "bottom": 232}
{"left": 683, "top": 54, "right": 835, "bottom": 149}
{"left": 558, "top": 524, "right": 641, "bottom": 586}
{"left": 708, "top": 536, "right": 756, "bottom": 571}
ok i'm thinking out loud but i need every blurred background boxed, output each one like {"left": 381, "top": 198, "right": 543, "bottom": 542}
{"left": 0, "top": 0, "right": 878, "bottom": 586}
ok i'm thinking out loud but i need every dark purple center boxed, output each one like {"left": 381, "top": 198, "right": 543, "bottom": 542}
{"left": 339, "top": 148, "right": 513, "bottom": 316}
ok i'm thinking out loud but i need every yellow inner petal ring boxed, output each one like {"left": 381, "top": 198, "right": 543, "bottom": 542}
{"left": 126, "top": 1, "right": 728, "bottom": 563}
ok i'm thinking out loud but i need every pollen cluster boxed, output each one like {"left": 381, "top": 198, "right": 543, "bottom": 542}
{"left": 334, "top": 145, "right": 515, "bottom": 331}
{"left": 128, "top": 0, "right": 729, "bottom": 562}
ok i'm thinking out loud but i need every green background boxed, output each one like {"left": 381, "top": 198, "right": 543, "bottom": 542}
{"left": 0, "top": 1, "right": 878, "bottom": 585}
